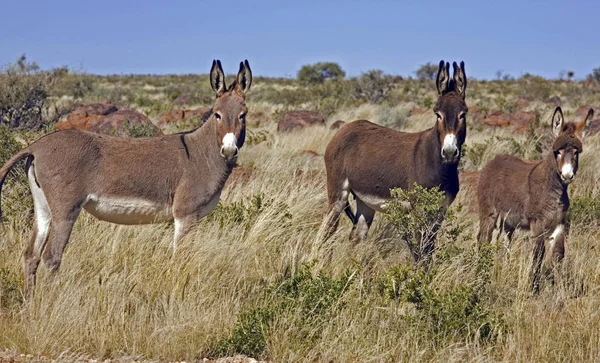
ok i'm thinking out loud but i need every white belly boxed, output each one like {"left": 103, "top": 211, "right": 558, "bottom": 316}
{"left": 353, "top": 190, "right": 390, "bottom": 212}
{"left": 83, "top": 195, "right": 172, "bottom": 225}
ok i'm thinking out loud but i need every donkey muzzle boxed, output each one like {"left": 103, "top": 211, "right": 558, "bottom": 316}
{"left": 220, "top": 133, "right": 239, "bottom": 161}
{"left": 560, "top": 163, "right": 574, "bottom": 183}
{"left": 441, "top": 134, "right": 459, "bottom": 163}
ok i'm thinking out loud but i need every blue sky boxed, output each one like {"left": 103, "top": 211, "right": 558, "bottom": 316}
{"left": 0, "top": 0, "right": 598, "bottom": 79}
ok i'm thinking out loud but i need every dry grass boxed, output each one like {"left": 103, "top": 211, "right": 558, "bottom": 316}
{"left": 1, "top": 76, "right": 600, "bottom": 361}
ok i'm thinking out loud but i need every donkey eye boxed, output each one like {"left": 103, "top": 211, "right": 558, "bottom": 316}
{"left": 435, "top": 113, "right": 442, "bottom": 121}
{"left": 240, "top": 113, "right": 247, "bottom": 122}
{"left": 214, "top": 112, "right": 222, "bottom": 121}
{"left": 460, "top": 113, "right": 466, "bottom": 121}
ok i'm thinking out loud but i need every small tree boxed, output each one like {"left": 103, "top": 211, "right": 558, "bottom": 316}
{"left": 385, "top": 184, "right": 446, "bottom": 264}
{"left": 0, "top": 55, "right": 63, "bottom": 130}
{"left": 415, "top": 62, "right": 438, "bottom": 81}
{"left": 353, "top": 70, "right": 395, "bottom": 103}
{"left": 297, "top": 62, "right": 345, "bottom": 84}
{"left": 589, "top": 67, "right": 600, "bottom": 83}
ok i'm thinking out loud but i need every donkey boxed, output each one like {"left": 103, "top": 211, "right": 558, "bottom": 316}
{"left": 318, "top": 60, "right": 468, "bottom": 260}
{"left": 0, "top": 59, "right": 252, "bottom": 297}
{"left": 477, "top": 107, "right": 594, "bottom": 292}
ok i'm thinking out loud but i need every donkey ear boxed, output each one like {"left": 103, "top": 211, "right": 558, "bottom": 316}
{"left": 436, "top": 60, "right": 450, "bottom": 95}
{"left": 235, "top": 59, "right": 252, "bottom": 95}
{"left": 210, "top": 59, "right": 227, "bottom": 95}
{"left": 576, "top": 108, "right": 594, "bottom": 140}
{"left": 453, "top": 61, "right": 467, "bottom": 99}
{"left": 551, "top": 106, "right": 565, "bottom": 138}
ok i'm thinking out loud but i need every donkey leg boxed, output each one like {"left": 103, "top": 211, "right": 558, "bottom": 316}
{"left": 42, "top": 207, "right": 82, "bottom": 273}
{"left": 477, "top": 212, "right": 497, "bottom": 247}
{"left": 549, "top": 224, "right": 566, "bottom": 264}
{"left": 316, "top": 181, "right": 350, "bottom": 244}
{"left": 23, "top": 163, "right": 52, "bottom": 299}
{"left": 24, "top": 222, "right": 51, "bottom": 299}
{"left": 349, "top": 198, "right": 375, "bottom": 244}
{"left": 172, "top": 215, "right": 198, "bottom": 254}
{"left": 531, "top": 227, "right": 546, "bottom": 294}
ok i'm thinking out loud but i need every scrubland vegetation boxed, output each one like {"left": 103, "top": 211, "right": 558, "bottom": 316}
{"left": 1, "top": 57, "right": 600, "bottom": 361}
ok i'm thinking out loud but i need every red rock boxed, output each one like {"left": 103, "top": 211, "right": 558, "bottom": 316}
{"left": 85, "top": 110, "right": 162, "bottom": 136}
{"left": 172, "top": 95, "right": 190, "bottom": 106}
{"left": 514, "top": 97, "right": 532, "bottom": 110}
{"left": 277, "top": 110, "right": 325, "bottom": 132}
{"left": 157, "top": 107, "right": 211, "bottom": 127}
{"left": 484, "top": 114, "right": 511, "bottom": 127}
{"left": 511, "top": 110, "right": 537, "bottom": 132}
{"left": 56, "top": 103, "right": 119, "bottom": 130}
{"left": 330, "top": 120, "right": 346, "bottom": 130}
{"left": 226, "top": 165, "right": 254, "bottom": 187}
{"left": 248, "top": 112, "right": 267, "bottom": 127}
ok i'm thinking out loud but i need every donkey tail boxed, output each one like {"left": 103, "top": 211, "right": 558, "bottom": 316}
{"left": 0, "top": 149, "right": 33, "bottom": 224}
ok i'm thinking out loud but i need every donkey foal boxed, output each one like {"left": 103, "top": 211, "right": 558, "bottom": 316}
{"left": 477, "top": 106, "right": 593, "bottom": 292}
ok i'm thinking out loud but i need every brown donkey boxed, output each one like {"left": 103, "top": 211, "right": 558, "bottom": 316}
{"left": 319, "top": 60, "right": 468, "bottom": 258}
{"left": 477, "top": 106, "right": 594, "bottom": 292}
{"left": 0, "top": 59, "right": 252, "bottom": 297}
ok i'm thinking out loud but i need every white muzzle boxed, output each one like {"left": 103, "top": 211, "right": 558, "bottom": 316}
{"left": 220, "top": 132, "right": 239, "bottom": 161}
{"left": 441, "top": 133, "right": 459, "bottom": 162}
{"left": 560, "top": 163, "right": 574, "bottom": 183}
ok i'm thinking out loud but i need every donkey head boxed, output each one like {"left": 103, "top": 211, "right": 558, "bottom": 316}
{"left": 551, "top": 106, "right": 593, "bottom": 184}
{"left": 434, "top": 60, "right": 468, "bottom": 164}
{"left": 209, "top": 59, "right": 252, "bottom": 163}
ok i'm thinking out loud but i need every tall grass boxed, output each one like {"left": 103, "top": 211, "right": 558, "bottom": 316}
{"left": 1, "top": 75, "right": 600, "bottom": 361}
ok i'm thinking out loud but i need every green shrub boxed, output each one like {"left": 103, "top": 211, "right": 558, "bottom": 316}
{"left": 297, "top": 62, "right": 345, "bottom": 85}
{"left": 245, "top": 129, "right": 271, "bottom": 146}
{"left": 353, "top": 70, "right": 395, "bottom": 103}
{"left": 385, "top": 184, "right": 446, "bottom": 263}
{"left": 0, "top": 55, "right": 64, "bottom": 130}
{"left": 0, "top": 126, "right": 21, "bottom": 167}
{"left": 0, "top": 267, "right": 23, "bottom": 313}
{"left": 119, "top": 119, "right": 159, "bottom": 138}
{"left": 0, "top": 126, "right": 31, "bottom": 222}
{"left": 567, "top": 192, "right": 600, "bottom": 226}
{"left": 415, "top": 62, "right": 438, "bottom": 81}
{"left": 211, "top": 262, "right": 356, "bottom": 359}
{"left": 589, "top": 67, "right": 600, "bottom": 84}
{"left": 378, "top": 243, "right": 502, "bottom": 345}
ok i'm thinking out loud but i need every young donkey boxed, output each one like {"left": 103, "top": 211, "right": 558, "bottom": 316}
{"left": 477, "top": 107, "right": 594, "bottom": 292}
{"left": 0, "top": 59, "right": 252, "bottom": 296}
{"left": 319, "top": 60, "right": 468, "bottom": 259}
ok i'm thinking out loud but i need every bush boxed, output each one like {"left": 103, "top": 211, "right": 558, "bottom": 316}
{"left": 589, "top": 67, "right": 600, "bottom": 83}
{"left": 385, "top": 184, "right": 446, "bottom": 263}
{"left": 297, "top": 62, "right": 345, "bottom": 85}
{"left": 0, "top": 267, "right": 23, "bottom": 313}
{"left": 353, "top": 70, "right": 395, "bottom": 103}
{"left": 0, "top": 126, "right": 21, "bottom": 167}
{"left": 567, "top": 192, "right": 600, "bottom": 226}
{"left": 415, "top": 62, "right": 438, "bottom": 81}
{"left": 211, "top": 262, "right": 356, "bottom": 359}
{"left": 119, "top": 119, "right": 159, "bottom": 138}
{"left": 378, "top": 243, "right": 503, "bottom": 345}
{"left": 0, "top": 55, "right": 64, "bottom": 130}
{"left": 0, "top": 126, "right": 31, "bottom": 223}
